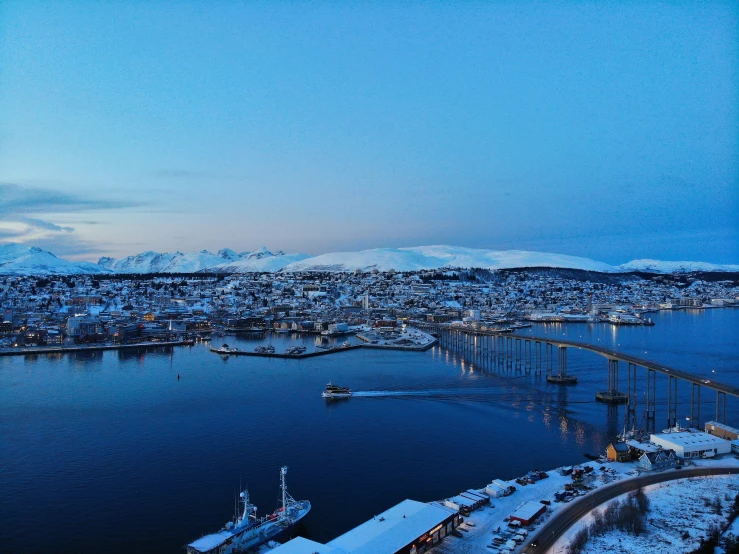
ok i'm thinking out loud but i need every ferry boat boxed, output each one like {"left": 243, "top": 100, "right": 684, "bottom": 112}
{"left": 186, "top": 466, "right": 310, "bottom": 554}
{"left": 321, "top": 382, "right": 352, "bottom": 398}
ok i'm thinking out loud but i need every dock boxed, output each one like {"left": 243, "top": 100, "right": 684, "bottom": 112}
{"left": 210, "top": 345, "right": 363, "bottom": 359}
{"left": 0, "top": 340, "right": 186, "bottom": 357}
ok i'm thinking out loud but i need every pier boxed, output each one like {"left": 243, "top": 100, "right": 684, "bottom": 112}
{"left": 412, "top": 321, "right": 737, "bottom": 431}
{"left": 0, "top": 340, "right": 187, "bottom": 357}
{"left": 210, "top": 344, "right": 362, "bottom": 359}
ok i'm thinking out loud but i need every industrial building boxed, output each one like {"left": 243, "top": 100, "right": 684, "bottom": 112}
{"left": 705, "top": 421, "right": 739, "bottom": 441}
{"left": 509, "top": 501, "right": 547, "bottom": 526}
{"left": 650, "top": 431, "right": 731, "bottom": 459}
{"left": 267, "top": 500, "right": 458, "bottom": 554}
{"left": 326, "top": 499, "right": 458, "bottom": 554}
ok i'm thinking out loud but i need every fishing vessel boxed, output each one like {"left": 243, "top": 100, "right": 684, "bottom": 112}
{"left": 186, "top": 466, "right": 310, "bottom": 554}
{"left": 321, "top": 382, "right": 352, "bottom": 398}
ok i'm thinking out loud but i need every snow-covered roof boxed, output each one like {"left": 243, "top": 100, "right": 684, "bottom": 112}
{"left": 510, "top": 501, "right": 546, "bottom": 521}
{"left": 327, "top": 499, "right": 455, "bottom": 554}
{"left": 706, "top": 421, "right": 739, "bottom": 435}
{"left": 266, "top": 537, "right": 341, "bottom": 554}
{"left": 625, "top": 440, "right": 660, "bottom": 453}
{"left": 651, "top": 432, "right": 730, "bottom": 450}
{"left": 187, "top": 530, "right": 234, "bottom": 553}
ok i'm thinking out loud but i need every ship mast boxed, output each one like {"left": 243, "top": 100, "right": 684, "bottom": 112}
{"left": 280, "top": 466, "right": 288, "bottom": 511}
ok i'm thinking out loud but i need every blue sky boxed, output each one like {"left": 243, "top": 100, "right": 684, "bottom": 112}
{"left": 0, "top": 1, "right": 737, "bottom": 263}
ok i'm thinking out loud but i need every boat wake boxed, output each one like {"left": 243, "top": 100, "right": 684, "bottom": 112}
{"left": 352, "top": 388, "right": 498, "bottom": 398}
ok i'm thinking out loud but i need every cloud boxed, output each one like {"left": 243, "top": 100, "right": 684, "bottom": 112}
{"left": 0, "top": 228, "right": 23, "bottom": 239}
{"left": 17, "top": 217, "right": 74, "bottom": 233}
{"left": 0, "top": 182, "right": 146, "bottom": 259}
{"left": 0, "top": 182, "right": 140, "bottom": 216}
{"left": 22, "top": 234, "right": 110, "bottom": 258}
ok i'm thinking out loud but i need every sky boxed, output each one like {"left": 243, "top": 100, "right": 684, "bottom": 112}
{"left": 0, "top": 1, "right": 737, "bottom": 264}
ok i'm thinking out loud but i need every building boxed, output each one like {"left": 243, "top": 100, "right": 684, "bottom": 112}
{"left": 66, "top": 315, "right": 102, "bottom": 338}
{"left": 606, "top": 442, "right": 631, "bottom": 462}
{"left": 326, "top": 499, "right": 458, "bottom": 554}
{"left": 638, "top": 449, "right": 679, "bottom": 471}
{"left": 650, "top": 431, "right": 731, "bottom": 459}
{"left": 705, "top": 421, "right": 739, "bottom": 441}
{"left": 509, "top": 501, "right": 547, "bottom": 526}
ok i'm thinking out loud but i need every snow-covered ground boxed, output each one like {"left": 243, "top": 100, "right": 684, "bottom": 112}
{"left": 433, "top": 457, "right": 739, "bottom": 554}
{"left": 551, "top": 470, "right": 739, "bottom": 554}
{"left": 433, "top": 458, "right": 642, "bottom": 554}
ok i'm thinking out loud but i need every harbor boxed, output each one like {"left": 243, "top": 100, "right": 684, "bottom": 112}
{"left": 2, "top": 308, "right": 739, "bottom": 553}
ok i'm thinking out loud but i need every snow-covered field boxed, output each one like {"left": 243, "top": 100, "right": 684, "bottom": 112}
{"left": 552, "top": 472, "right": 739, "bottom": 554}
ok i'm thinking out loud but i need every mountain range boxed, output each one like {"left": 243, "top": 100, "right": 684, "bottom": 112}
{"left": 1, "top": 243, "right": 738, "bottom": 275}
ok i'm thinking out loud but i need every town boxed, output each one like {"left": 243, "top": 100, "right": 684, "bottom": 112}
{"left": 1, "top": 269, "right": 737, "bottom": 351}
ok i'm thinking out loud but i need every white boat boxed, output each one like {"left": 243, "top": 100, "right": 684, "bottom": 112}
{"left": 211, "top": 343, "right": 244, "bottom": 354}
{"left": 187, "top": 467, "right": 310, "bottom": 554}
{"left": 321, "top": 382, "right": 352, "bottom": 398}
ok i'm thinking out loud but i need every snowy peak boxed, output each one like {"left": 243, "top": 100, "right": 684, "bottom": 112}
{"left": 0, "top": 243, "right": 110, "bottom": 275}
{"left": 1, "top": 242, "right": 737, "bottom": 275}
{"left": 94, "top": 246, "right": 298, "bottom": 273}
{"left": 245, "top": 246, "right": 274, "bottom": 260}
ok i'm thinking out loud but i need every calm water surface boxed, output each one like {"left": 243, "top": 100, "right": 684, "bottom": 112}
{"left": 1, "top": 308, "right": 737, "bottom": 553}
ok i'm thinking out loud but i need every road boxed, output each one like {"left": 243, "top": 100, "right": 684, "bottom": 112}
{"left": 522, "top": 465, "right": 739, "bottom": 553}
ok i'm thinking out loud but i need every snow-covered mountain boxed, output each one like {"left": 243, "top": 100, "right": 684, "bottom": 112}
{"left": 282, "top": 245, "right": 616, "bottom": 273}
{"left": 98, "top": 247, "right": 303, "bottom": 273}
{"left": 207, "top": 253, "right": 310, "bottom": 273}
{"left": 1, "top": 242, "right": 738, "bottom": 275}
{"left": 616, "top": 259, "right": 739, "bottom": 273}
{"left": 0, "top": 244, "right": 111, "bottom": 275}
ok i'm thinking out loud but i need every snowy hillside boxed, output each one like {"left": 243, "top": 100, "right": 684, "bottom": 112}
{"left": 0, "top": 244, "right": 111, "bottom": 275}
{"left": 282, "top": 245, "right": 616, "bottom": 273}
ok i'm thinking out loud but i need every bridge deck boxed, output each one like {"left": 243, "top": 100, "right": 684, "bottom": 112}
{"left": 416, "top": 322, "right": 739, "bottom": 398}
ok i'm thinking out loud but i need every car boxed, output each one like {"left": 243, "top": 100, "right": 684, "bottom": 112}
{"left": 675, "top": 465, "right": 682, "bottom": 469}
{"left": 530, "top": 539, "right": 540, "bottom": 547}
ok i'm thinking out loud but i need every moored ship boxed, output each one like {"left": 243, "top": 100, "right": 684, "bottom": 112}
{"left": 321, "top": 382, "right": 352, "bottom": 398}
{"left": 186, "top": 466, "right": 310, "bottom": 554}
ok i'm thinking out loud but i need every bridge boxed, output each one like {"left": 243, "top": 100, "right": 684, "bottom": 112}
{"left": 411, "top": 321, "right": 734, "bottom": 430}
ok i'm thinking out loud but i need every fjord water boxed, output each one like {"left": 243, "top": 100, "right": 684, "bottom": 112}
{"left": 1, "top": 309, "right": 738, "bottom": 553}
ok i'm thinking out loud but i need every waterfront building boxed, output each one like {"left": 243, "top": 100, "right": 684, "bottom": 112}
{"left": 606, "top": 442, "right": 631, "bottom": 462}
{"left": 650, "top": 432, "right": 731, "bottom": 459}
{"left": 325, "top": 499, "right": 458, "bottom": 554}
{"left": 637, "top": 449, "right": 679, "bottom": 471}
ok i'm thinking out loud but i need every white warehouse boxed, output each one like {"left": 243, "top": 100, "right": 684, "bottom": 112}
{"left": 650, "top": 431, "right": 731, "bottom": 459}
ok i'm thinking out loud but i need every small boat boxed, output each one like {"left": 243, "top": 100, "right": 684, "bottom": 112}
{"left": 341, "top": 341, "right": 351, "bottom": 348}
{"left": 321, "top": 382, "right": 352, "bottom": 398}
{"left": 212, "top": 343, "right": 244, "bottom": 354}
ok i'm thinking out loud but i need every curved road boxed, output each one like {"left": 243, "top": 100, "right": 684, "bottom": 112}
{"left": 522, "top": 466, "right": 739, "bottom": 553}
